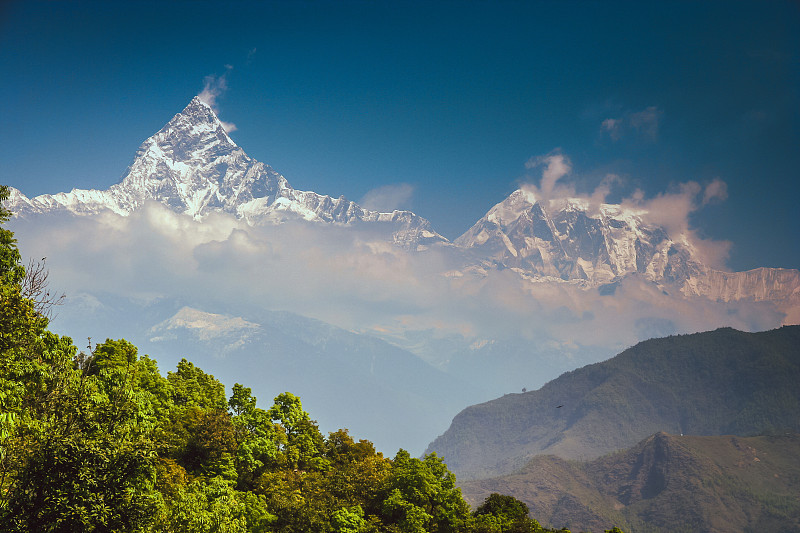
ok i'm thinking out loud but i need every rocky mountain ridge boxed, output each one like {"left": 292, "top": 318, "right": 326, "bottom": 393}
{"left": 455, "top": 188, "right": 800, "bottom": 317}
{"left": 6, "top": 97, "right": 799, "bottom": 313}
{"left": 8, "top": 97, "right": 445, "bottom": 249}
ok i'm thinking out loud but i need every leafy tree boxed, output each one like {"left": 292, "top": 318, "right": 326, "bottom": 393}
{"left": 1, "top": 336, "right": 161, "bottom": 532}
{"left": 268, "top": 392, "right": 328, "bottom": 471}
{"left": 177, "top": 407, "right": 237, "bottom": 479}
{"left": 135, "top": 354, "right": 172, "bottom": 417}
{"left": 154, "top": 476, "right": 249, "bottom": 533}
{"left": 168, "top": 358, "right": 227, "bottom": 410}
{"left": 229, "top": 384, "right": 282, "bottom": 490}
{"left": 325, "top": 429, "right": 391, "bottom": 505}
{"left": 86, "top": 337, "right": 138, "bottom": 376}
{"left": 475, "top": 493, "right": 529, "bottom": 522}
{"left": 0, "top": 189, "right": 63, "bottom": 512}
{"left": 378, "top": 449, "right": 471, "bottom": 533}
{"left": 331, "top": 505, "right": 367, "bottom": 533}
{"left": 0, "top": 186, "right": 24, "bottom": 286}
{"left": 474, "top": 493, "right": 537, "bottom": 532}
{"left": 0, "top": 195, "right": 162, "bottom": 531}
{"left": 268, "top": 392, "right": 311, "bottom": 439}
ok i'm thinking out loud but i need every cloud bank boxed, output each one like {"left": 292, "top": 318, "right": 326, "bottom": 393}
{"left": 359, "top": 183, "right": 415, "bottom": 212}
{"left": 10, "top": 186, "right": 772, "bottom": 374}
{"left": 7, "top": 150, "right": 785, "bottom": 411}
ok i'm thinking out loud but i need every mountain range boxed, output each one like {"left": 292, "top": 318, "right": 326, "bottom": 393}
{"left": 145, "top": 304, "right": 482, "bottom": 455}
{"left": 5, "top": 97, "right": 800, "bottom": 457}
{"left": 434, "top": 326, "right": 800, "bottom": 531}
{"left": 426, "top": 326, "right": 800, "bottom": 480}
{"left": 7, "top": 97, "right": 445, "bottom": 250}
{"left": 24, "top": 291, "right": 480, "bottom": 455}
{"left": 7, "top": 97, "right": 800, "bottom": 317}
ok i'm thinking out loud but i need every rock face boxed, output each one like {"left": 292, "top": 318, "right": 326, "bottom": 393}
{"left": 7, "top": 97, "right": 445, "bottom": 249}
{"left": 455, "top": 188, "right": 800, "bottom": 315}
{"left": 455, "top": 189, "right": 691, "bottom": 284}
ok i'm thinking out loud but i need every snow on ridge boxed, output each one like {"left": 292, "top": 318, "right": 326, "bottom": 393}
{"left": 148, "top": 306, "right": 261, "bottom": 347}
{"left": 451, "top": 186, "right": 800, "bottom": 309}
{"left": 4, "top": 99, "right": 796, "bottom": 309}
{"left": 4, "top": 97, "right": 445, "bottom": 249}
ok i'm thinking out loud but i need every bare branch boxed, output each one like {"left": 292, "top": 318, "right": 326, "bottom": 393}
{"left": 20, "top": 257, "right": 66, "bottom": 320}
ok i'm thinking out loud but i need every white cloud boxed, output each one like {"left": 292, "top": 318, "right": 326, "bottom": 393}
{"left": 702, "top": 177, "right": 728, "bottom": 205}
{"left": 198, "top": 67, "right": 237, "bottom": 133}
{"left": 601, "top": 105, "right": 662, "bottom": 141}
{"left": 601, "top": 118, "right": 622, "bottom": 141}
{"left": 587, "top": 173, "right": 623, "bottom": 214}
{"left": 523, "top": 152, "right": 573, "bottom": 202}
{"left": 359, "top": 183, "right": 415, "bottom": 212}
{"left": 219, "top": 120, "right": 237, "bottom": 133}
{"left": 620, "top": 179, "right": 732, "bottom": 269}
{"left": 198, "top": 73, "right": 227, "bottom": 110}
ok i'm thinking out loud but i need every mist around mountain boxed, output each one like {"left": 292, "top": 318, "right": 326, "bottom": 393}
{"left": 6, "top": 97, "right": 800, "bottom": 456}
{"left": 28, "top": 289, "right": 485, "bottom": 456}
{"left": 426, "top": 326, "right": 800, "bottom": 480}
{"left": 459, "top": 432, "right": 800, "bottom": 533}
{"left": 145, "top": 304, "right": 484, "bottom": 456}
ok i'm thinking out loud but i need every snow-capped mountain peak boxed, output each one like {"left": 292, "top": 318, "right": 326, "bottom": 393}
{"left": 107, "top": 96, "right": 291, "bottom": 219}
{"left": 6, "top": 97, "right": 446, "bottom": 248}
{"left": 456, "top": 187, "right": 700, "bottom": 285}
{"left": 5, "top": 98, "right": 797, "bottom": 312}
{"left": 121, "top": 96, "right": 239, "bottom": 191}
{"left": 454, "top": 187, "right": 799, "bottom": 318}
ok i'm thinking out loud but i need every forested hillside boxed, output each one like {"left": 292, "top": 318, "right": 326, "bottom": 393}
{"left": 3, "top": 186, "right": 624, "bottom": 531}
{"left": 427, "top": 326, "right": 800, "bottom": 479}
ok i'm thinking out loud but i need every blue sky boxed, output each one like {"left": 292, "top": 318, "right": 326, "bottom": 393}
{"left": 1, "top": 0, "right": 798, "bottom": 271}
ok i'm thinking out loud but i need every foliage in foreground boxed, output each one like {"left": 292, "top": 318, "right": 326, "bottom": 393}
{"left": 0, "top": 185, "right": 624, "bottom": 532}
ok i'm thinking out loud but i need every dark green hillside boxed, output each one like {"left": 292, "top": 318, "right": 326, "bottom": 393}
{"left": 460, "top": 432, "right": 800, "bottom": 533}
{"left": 426, "top": 326, "right": 800, "bottom": 479}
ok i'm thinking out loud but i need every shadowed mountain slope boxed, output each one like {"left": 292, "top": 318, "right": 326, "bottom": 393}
{"left": 460, "top": 432, "right": 800, "bottom": 533}
{"left": 426, "top": 326, "right": 800, "bottom": 479}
